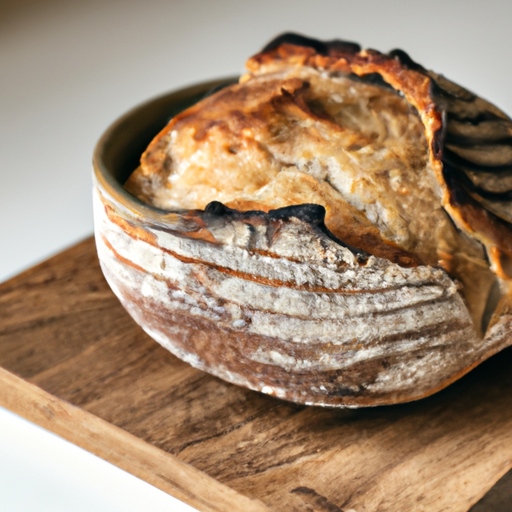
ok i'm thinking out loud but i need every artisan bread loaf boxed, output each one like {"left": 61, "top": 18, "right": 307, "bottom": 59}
{"left": 100, "top": 33, "right": 512, "bottom": 406}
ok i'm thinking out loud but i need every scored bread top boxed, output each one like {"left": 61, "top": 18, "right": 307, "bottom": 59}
{"left": 125, "top": 33, "right": 512, "bottom": 332}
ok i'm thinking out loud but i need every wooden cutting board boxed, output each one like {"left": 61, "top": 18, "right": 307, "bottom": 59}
{"left": 1, "top": 237, "right": 511, "bottom": 512}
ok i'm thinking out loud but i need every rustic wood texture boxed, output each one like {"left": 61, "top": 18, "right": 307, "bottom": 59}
{"left": 1, "top": 237, "right": 511, "bottom": 512}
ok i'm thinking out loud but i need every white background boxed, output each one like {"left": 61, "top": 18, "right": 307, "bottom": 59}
{"left": 1, "top": 0, "right": 511, "bottom": 510}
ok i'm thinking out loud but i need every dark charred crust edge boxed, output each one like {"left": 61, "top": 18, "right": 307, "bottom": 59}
{"left": 152, "top": 201, "right": 371, "bottom": 261}
{"left": 443, "top": 164, "right": 512, "bottom": 256}
{"left": 388, "top": 48, "right": 426, "bottom": 73}
{"left": 261, "top": 32, "right": 361, "bottom": 56}
{"left": 209, "top": 201, "right": 370, "bottom": 260}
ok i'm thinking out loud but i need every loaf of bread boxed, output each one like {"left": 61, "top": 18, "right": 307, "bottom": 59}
{"left": 99, "top": 33, "right": 512, "bottom": 406}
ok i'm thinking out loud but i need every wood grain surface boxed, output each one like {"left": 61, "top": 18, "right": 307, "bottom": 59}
{"left": 0, "top": 237, "right": 511, "bottom": 512}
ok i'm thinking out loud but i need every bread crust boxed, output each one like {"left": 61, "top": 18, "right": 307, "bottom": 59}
{"left": 94, "top": 34, "right": 512, "bottom": 407}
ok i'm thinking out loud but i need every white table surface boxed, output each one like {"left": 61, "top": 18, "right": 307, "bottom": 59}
{"left": 1, "top": 0, "right": 511, "bottom": 510}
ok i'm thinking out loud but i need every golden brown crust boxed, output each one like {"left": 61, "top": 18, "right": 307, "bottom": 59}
{"left": 132, "top": 78, "right": 425, "bottom": 266}
{"left": 130, "top": 35, "right": 512, "bottom": 282}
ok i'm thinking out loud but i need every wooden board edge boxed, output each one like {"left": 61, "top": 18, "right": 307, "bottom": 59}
{"left": 0, "top": 366, "right": 271, "bottom": 512}
{"left": 468, "top": 465, "right": 512, "bottom": 512}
